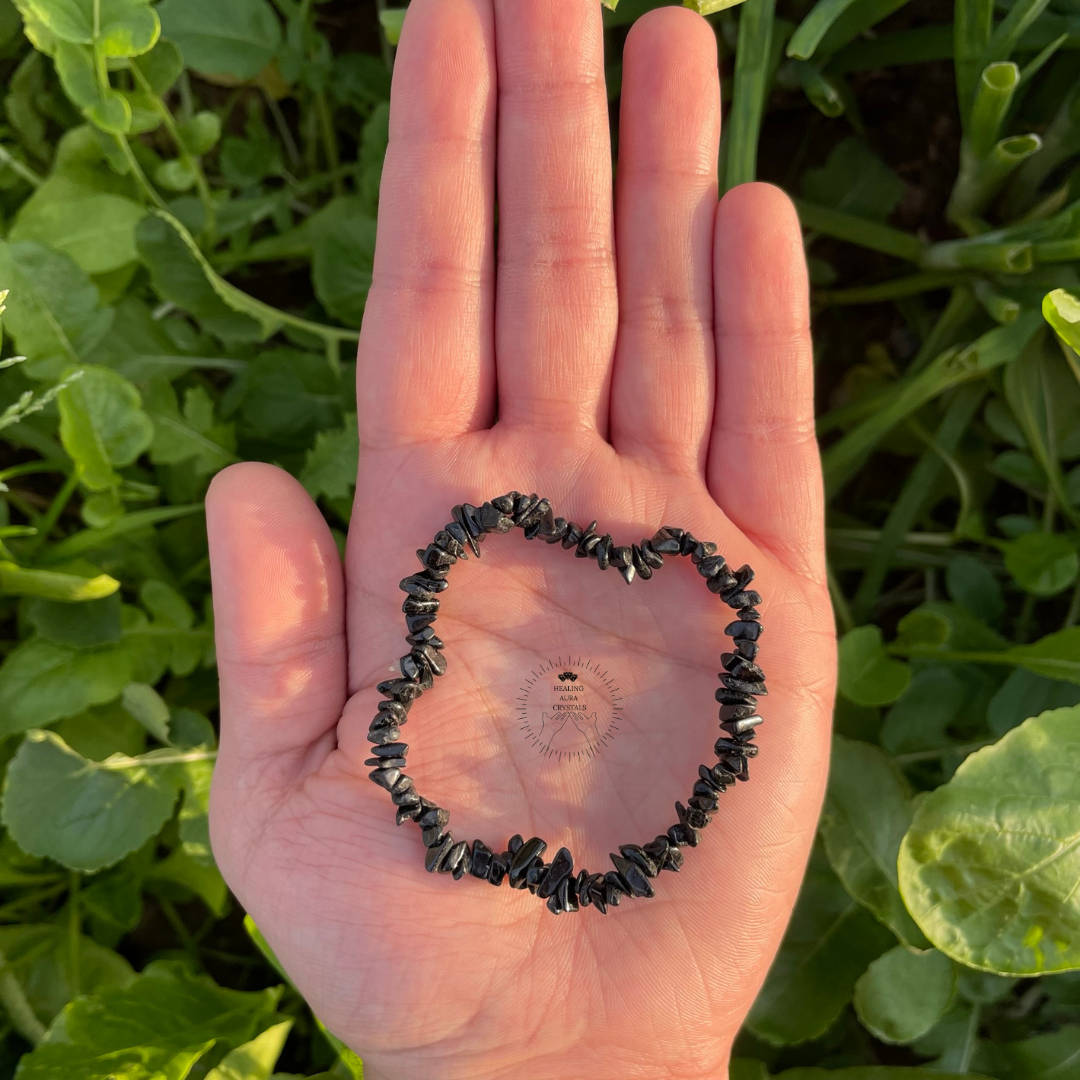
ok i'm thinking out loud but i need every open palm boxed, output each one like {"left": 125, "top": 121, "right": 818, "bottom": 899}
{"left": 205, "top": 3, "right": 835, "bottom": 1078}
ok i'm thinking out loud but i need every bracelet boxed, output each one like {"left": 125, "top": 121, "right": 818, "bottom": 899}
{"left": 367, "top": 492, "right": 766, "bottom": 915}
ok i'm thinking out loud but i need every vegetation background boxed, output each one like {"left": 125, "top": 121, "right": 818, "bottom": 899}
{"left": 0, "top": 0, "right": 1077, "bottom": 1077}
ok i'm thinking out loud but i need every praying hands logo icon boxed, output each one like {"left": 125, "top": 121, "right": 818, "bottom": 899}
{"left": 517, "top": 657, "right": 621, "bottom": 763}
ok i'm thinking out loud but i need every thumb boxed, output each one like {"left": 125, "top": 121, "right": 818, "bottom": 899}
{"left": 205, "top": 462, "right": 347, "bottom": 816}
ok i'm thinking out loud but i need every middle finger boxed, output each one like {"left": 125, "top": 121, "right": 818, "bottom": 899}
{"left": 493, "top": 0, "right": 618, "bottom": 437}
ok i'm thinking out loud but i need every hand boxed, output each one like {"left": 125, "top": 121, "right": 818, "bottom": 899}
{"left": 205, "top": 3, "right": 835, "bottom": 1078}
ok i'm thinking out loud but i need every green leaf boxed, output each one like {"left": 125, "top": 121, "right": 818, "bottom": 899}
{"left": 774, "top": 1069, "right": 995, "bottom": 1080}
{"left": 312, "top": 213, "right": 376, "bottom": 326}
{"left": 881, "top": 666, "right": 967, "bottom": 755}
{"left": 300, "top": 413, "right": 358, "bottom": 503}
{"left": 176, "top": 111, "right": 221, "bottom": 156}
{"left": 147, "top": 846, "right": 227, "bottom": 915}
{"left": 820, "top": 736, "right": 929, "bottom": 947}
{"left": 976, "top": 1026, "right": 1080, "bottom": 1080}
{"left": 1006, "top": 629, "right": 1080, "bottom": 685}
{"left": 58, "top": 365, "right": 154, "bottom": 491}
{"left": 0, "top": 561, "right": 119, "bottom": 601}
{"left": 0, "top": 636, "right": 131, "bottom": 735}
{"left": 987, "top": 668, "right": 1080, "bottom": 737}
{"left": 55, "top": 699, "right": 146, "bottom": 760}
{"left": 237, "top": 348, "right": 343, "bottom": 446}
{"left": 132, "top": 36, "right": 184, "bottom": 94}
{"left": 1003, "top": 532, "right": 1079, "bottom": 597}
{"left": 746, "top": 849, "right": 896, "bottom": 1044}
{"left": 945, "top": 554, "right": 1004, "bottom": 626}
{"left": 898, "top": 706, "right": 1080, "bottom": 974}
{"left": 838, "top": 625, "right": 912, "bottom": 706}
{"left": 13, "top": 0, "right": 159, "bottom": 56}
{"left": 16, "top": 960, "right": 281, "bottom": 1080}
{"left": 1043, "top": 289, "right": 1080, "bottom": 352}
{"left": 853, "top": 946, "right": 956, "bottom": 1044}
{"left": 205, "top": 1021, "right": 292, "bottom": 1080}
{"left": 53, "top": 41, "right": 131, "bottom": 133}
{"left": 157, "top": 0, "right": 282, "bottom": 80}
{"left": 0, "top": 923, "right": 134, "bottom": 1031}
{"left": 1, "top": 729, "right": 186, "bottom": 871}
{"left": 10, "top": 175, "right": 146, "bottom": 275}
{"left": 378, "top": 8, "right": 405, "bottom": 46}
{"left": 121, "top": 681, "right": 170, "bottom": 742}
{"left": 146, "top": 374, "right": 236, "bottom": 473}
{"left": 787, "top": 0, "right": 862, "bottom": 61}
{"left": 0, "top": 241, "right": 114, "bottom": 379}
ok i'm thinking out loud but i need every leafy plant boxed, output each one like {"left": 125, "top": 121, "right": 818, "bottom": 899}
{"left": 0, "top": 0, "right": 1077, "bottom": 1077}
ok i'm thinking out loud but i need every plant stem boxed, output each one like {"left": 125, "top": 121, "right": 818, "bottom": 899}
{"left": 958, "top": 1002, "right": 983, "bottom": 1073}
{"left": 0, "top": 947, "right": 45, "bottom": 1045}
{"left": 118, "top": 137, "right": 168, "bottom": 211}
{"left": 130, "top": 64, "right": 216, "bottom": 240}
{"left": 795, "top": 199, "right": 926, "bottom": 261}
{"left": 817, "top": 272, "right": 968, "bottom": 305}
{"left": 315, "top": 93, "right": 344, "bottom": 196}
{"left": 23, "top": 471, "right": 78, "bottom": 558}
{"left": 68, "top": 872, "right": 81, "bottom": 999}
{"left": 0, "top": 144, "right": 43, "bottom": 187}
{"left": 827, "top": 562, "right": 856, "bottom": 634}
{"left": 893, "top": 739, "right": 995, "bottom": 764}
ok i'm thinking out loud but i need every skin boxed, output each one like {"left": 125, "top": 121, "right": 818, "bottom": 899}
{"left": 204, "top": 3, "right": 836, "bottom": 1078}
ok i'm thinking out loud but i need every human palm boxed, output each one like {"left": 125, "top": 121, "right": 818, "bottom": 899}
{"left": 206, "top": 3, "right": 835, "bottom": 1078}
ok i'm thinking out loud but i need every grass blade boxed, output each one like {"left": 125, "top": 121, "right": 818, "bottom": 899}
{"left": 724, "top": 0, "right": 776, "bottom": 189}
{"left": 787, "top": 0, "right": 862, "bottom": 61}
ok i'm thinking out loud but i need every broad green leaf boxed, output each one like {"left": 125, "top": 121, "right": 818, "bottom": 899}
{"left": 0, "top": 561, "right": 118, "bottom": 601}
{"left": 0, "top": 636, "right": 131, "bottom": 734}
{"left": 147, "top": 846, "right": 227, "bottom": 916}
{"left": 121, "top": 681, "right": 170, "bottom": 742}
{"left": 987, "top": 668, "right": 1080, "bottom": 737}
{"left": 300, "top": 413, "right": 358, "bottom": 503}
{"left": 25, "top": 585, "right": 122, "bottom": 646}
{"left": 881, "top": 666, "right": 967, "bottom": 755}
{"left": 0, "top": 923, "right": 134, "bottom": 1031}
{"left": 16, "top": 960, "right": 281, "bottom": 1080}
{"left": 0, "top": 240, "right": 114, "bottom": 379}
{"left": 746, "top": 850, "right": 895, "bottom": 1044}
{"left": 820, "top": 736, "right": 928, "bottom": 947}
{"left": 54, "top": 699, "right": 146, "bottom": 760}
{"left": 945, "top": 555, "right": 1004, "bottom": 626}
{"left": 146, "top": 375, "right": 236, "bottom": 473}
{"left": 1043, "top": 289, "right": 1080, "bottom": 352}
{"left": 853, "top": 946, "right": 956, "bottom": 1044}
{"left": 53, "top": 41, "right": 131, "bottom": 133}
{"left": 801, "top": 138, "right": 904, "bottom": 222}
{"left": 312, "top": 212, "right": 376, "bottom": 326}
{"left": 58, "top": 365, "right": 154, "bottom": 491}
{"left": 0, "top": 729, "right": 183, "bottom": 871}
{"left": 1003, "top": 532, "right": 1079, "bottom": 596}
{"left": 378, "top": 8, "right": 405, "bottom": 45}
{"left": 132, "top": 36, "right": 184, "bottom": 94}
{"left": 238, "top": 348, "right": 343, "bottom": 446}
{"left": 1005, "top": 628, "right": 1080, "bottom": 685}
{"left": 13, "top": 0, "right": 159, "bottom": 56}
{"left": 838, "top": 625, "right": 912, "bottom": 706}
{"left": 898, "top": 706, "right": 1080, "bottom": 974}
{"left": 976, "top": 1026, "right": 1080, "bottom": 1080}
{"left": 176, "top": 111, "right": 221, "bottom": 156}
{"left": 10, "top": 175, "right": 146, "bottom": 275}
{"left": 157, "top": 0, "right": 282, "bottom": 80}
{"left": 205, "top": 1021, "right": 292, "bottom": 1080}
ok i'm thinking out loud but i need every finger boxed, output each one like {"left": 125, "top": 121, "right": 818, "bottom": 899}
{"left": 493, "top": 0, "right": 618, "bottom": 434}
{"left": 357, "top": 0, "right": 496, "bottom": 448}
{"left": 707, "top": 183, "right": 824, "bottom": 579}
{"left": 205, "top": 463, "right": 347, "bottom": 785}
{"left": 609, "top": 7, "right": 719, "bottom": 475}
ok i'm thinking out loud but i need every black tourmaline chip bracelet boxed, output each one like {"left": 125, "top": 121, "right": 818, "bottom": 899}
{"left": 367, "top": 492, "right": 766, "bottom": 915}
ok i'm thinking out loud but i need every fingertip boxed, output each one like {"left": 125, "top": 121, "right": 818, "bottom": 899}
{"left": 715, "top": 182, "right": 809, "bottom": 333}
{"left": 625, "top": 3, "right": 717, "bottom": 69}
{"left": 207, "top": 462, "right": 347, "bottom": 762}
